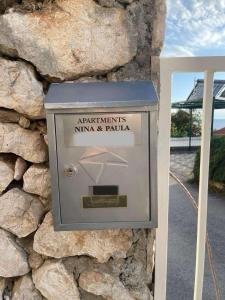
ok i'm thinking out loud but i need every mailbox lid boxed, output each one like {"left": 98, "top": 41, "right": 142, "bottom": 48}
{"left": 45, "top": 80, "right": 158, "bottom": 110}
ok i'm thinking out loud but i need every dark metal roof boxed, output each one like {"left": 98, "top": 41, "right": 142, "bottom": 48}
{"left": 172, "top": 79, "right": 225, "bottom": 110}
{"left": 187, "top": 79, "right": 225, "bottom": 102}
{"left": 45, "top": 80, "right": 158, "bottom": 109}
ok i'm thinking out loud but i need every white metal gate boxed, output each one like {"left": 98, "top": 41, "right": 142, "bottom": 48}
{"left": 154, "top": 56, "right": 225, "bottom": 300}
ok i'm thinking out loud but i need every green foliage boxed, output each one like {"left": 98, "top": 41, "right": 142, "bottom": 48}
{"left": 193, "top": 136, "right": 225, "bottom": 184}
{"left": 171, "top": 109, "right": 201, "bottom": 137}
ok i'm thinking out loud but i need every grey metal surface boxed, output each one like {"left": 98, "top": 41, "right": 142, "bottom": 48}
{"left": 45, "top": 81, "right": 158, "bottom": 109}
{"left": 45, "top": 105, "right": 158, "bottom": 114}
{"left": 56, "top": 112, "right": 150, "bottom": 224}
{"left": 45, "top": 81, "right": 158, "bottom": 230}
{"left": 63, "top": 113, "right": 142, "bottom": 147}
{"left": 46, "top": 113, "right": 61, "bottom": 226}
{"left": 149, "top": 110, "right": 158, "bottom": 227}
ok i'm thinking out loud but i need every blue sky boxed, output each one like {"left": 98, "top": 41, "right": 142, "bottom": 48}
{"left": 161, "top": 0, "right": 225, "bottom": 119}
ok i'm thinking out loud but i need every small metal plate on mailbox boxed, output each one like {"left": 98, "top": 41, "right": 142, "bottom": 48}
{"left": 82, "top": 195, "right": 127, "bottom": 208}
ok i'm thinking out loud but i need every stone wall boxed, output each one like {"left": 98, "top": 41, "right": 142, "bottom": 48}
{"left": 0, "top": 0, "right": 165, "bottom": 299}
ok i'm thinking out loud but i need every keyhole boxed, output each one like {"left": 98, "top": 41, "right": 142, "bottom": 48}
{"left": 64, "top": 166, "right": 74, "bottom": 177}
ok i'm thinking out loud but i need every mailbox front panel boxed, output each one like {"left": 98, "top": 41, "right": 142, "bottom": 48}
{"left": 55, "top": 112, "right": 150, "bottom": 225}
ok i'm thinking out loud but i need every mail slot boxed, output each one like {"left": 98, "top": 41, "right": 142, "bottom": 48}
{"left": 45, "top": 80, "right": 158, "bottom": 230}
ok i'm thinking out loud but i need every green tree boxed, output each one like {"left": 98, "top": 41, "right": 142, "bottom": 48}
{"left": 171, "top": 109, "right": 201, "bottom": 137}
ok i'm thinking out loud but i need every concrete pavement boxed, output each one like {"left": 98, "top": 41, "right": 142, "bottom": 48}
{"left": 170, "top": 151, "right": 196, "bottom": 182}
{"left": 167, "top": 176, "right": 225, "bottom": 299}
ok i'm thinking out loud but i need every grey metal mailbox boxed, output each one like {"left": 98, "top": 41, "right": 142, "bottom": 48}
{"left": 45, "top": 81, "right": 158, "bottom": 230}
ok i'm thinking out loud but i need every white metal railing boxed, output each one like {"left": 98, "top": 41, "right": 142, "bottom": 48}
{"left": 155, "top": 56, "right": 225, "bottom": 300}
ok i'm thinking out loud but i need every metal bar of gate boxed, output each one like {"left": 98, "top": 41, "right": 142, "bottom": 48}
{"left": 193, "top": 71, "right": 214, "bottom": 300}
{"left": 154, "top": 66, "right": 171, "bottom": 300}
{"left": 155, "top": 56, "right": 225, "bottom": 300}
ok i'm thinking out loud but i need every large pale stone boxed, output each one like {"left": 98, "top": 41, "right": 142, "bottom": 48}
{"left": 0, "top": 0, "right": 137, "bottom": 81}
{"left": 23, "top": 164, "right": 51, "bottom": 198}
{"left": 0, "top": 228, "right": 30, "bottom": 277}
{"left": 0, "top": 155, "right": 15, "bottom": 193}
{"left": 0, "top": 188, "right": 45, "bottom": 237}
{"left": 0, "top": 58, "right": 44, "bottom": 119}
{"left": 34, "top": 213, "right": 133, "bottom": 263}
{"left": 0, "top": 123, "right": 48, "bottom": 163}
{"left": 79, "top": 271, "right": 134, "bottom": 300}
{"left": 12, "top": 274, "right": 42, "bottom": 300}
{"left": 32, "top": 260, "right": 80, "bottom": 300}
{"left": 14, "top": 157, "right": 28, "bottom": 181}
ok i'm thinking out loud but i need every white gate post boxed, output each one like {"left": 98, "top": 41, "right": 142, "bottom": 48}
{"left": 155, "top": 57, "right": 225, "bottom": 300}
{"left": 193, "top": 71, "right": 214, "bottom": 300}
{"left": 154, "top": 61, "right": 172, "bottom": 300}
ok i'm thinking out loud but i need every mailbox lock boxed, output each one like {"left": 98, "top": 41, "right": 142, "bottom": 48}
{"left": 64, "top": 165, "right": 78, "bottom": 177}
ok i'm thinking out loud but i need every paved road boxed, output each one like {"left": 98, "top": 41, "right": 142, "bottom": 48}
{"left": 167, "top": 178, "right": 225, "bottom": 300}
{"left": 170, "top": 151, "right": 196, "bottom": 182}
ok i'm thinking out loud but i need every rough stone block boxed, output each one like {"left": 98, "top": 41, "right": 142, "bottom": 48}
{"left": 0, "top": 123, "right": 48, "bottom": 163}
{"left": 0, "top": 188, "right": 45, "bottom": 238}
{"left": 0, "top": 58, "right": 44, "bottom": 119}
{"left": 0, "top": 228, "right": 30, "bottom": 277}
{"left": 0, "top": 0, "right": 137, "bottom": 81}
{"left": 34, "top": 212, "right": 133, "bottom": 263}
{"left": 32, "top": 260, "right": 80, "bottom": 300}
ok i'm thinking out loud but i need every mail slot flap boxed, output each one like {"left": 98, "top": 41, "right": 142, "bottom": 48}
{"left": 44, "top": 80, "right": 158, "bottom": 110}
